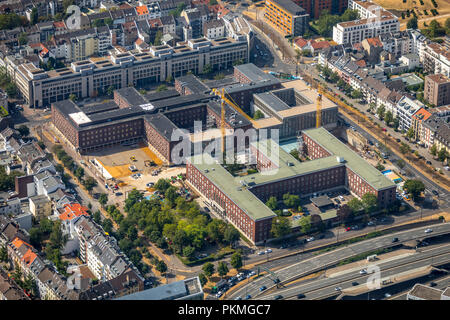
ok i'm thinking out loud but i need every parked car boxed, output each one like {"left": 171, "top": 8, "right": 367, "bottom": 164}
{"left": 426, "top": 160, "right": 432, "bottom": 165}
{"left": 432, "top": 190, "right": 439, "bottom": 196}
{"left": 234, "top": 296, "right": 242, "bottom": 300}
{"left": 367, "top": 221, "right": 375, "bottom": 226}
{"left": 430, "top": 282, "right": 437, "bottom": 287}
{"left": 346, "top": 227, "right": 351, "bottom": 232}
{"left": 360, "top": 269, "right": 367, "bottom": 275}
{"left": 265, "top": 248, "right": 272, "bottom": 253}
{"left": 258, "top": 251, "right": 265, "bottom": 255}
{"left": 306, "top": 237, "right": 315, "bottom": 242}
{"left": 259, "top": 286, "right": 267, "bottom": 292}
{"left": 245, "top": 294, "right": 252, "bottom": 300}
{"left": 115, "top": 192, "right": 123, "bottom": 196}
{"left": 274, "top": 295, "right": 283, "bottom": 300}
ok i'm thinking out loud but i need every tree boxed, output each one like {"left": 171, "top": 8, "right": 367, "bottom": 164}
{"left": 384, "top": 111, "right": 394, "bottom": 125}
{"left": 271, "top": 216, "right": 291, "bottom": 238}
{"left": 198, "top": 273, "right": 208, "bottom": 286}
{"left": 104, "top": 17, "right": 113, "bottom": 26}
{"left": 202, "top": 262, "right": 215, "bottom": 278}
{"left": 183, "top": 246, "right": 195, "bottom": 258}
{"left": 404, "top": 179, "right": 425, "bottom": 200}
{"left": 154, "top": 30, "right": 163, "bottom": 46}
{"left": 0, "top": 245, "right": 8, "bottom": 262}
{"left": 265, "top": 196, "right": 278, "bottom": 210}
{"left": 351, "top": 89, "right": 362, "bottom": 100}
{"left": 83, "top": 176, "right": 97, "bottom": 192}
{"left": 377, "top": 105, "right": 386, "bottom": 120}
{"left": 202, "top": 64, "right": 212, "bottom": 75}
{"left": 283, "top": 193, "right": 300, "bottom": 208}
{"left": 69, "top": 93, "right": 77, "bottom": 102}
{"left": 407, "top": 17, "right": 418, "bottom": 29}
{"left": 230, "top": 251, "right": 243, "bottom": 270}
{"left": 156, "top": 260, "right": 167, "bottom": 274}
{"left": 154, "top": 178, "right": 171, "bottom": 193}
{"left": 406, "top": 127, "right": 415, "bottom": 140}
{"left": 74, "top": 166, "right": 84, "bottom": 180}
{"left": 430, "top": 144, "right": 438, "bottom": 156}
{"left": 17, "top": 125, "right": 30, "bottom": 137}
{"left": 347, "top": 197, "right": 363, "bottom": 214}
{"left": 93, "top": 210, "right": 102, "bottom": 224}
{"left": 400, "top": 143, "right": 410, "bottom": 154}
{"left": 156, "top": 84, "right": 167, "bottom": 92}
{"left": 217, "top": 261, "right": 229, "bottom": 278}
{"left": 214, "top": 73, "right": 225, "bottom": 80}
{"left": 253, "top": 110, "right": 264, "bottom": 119}
{"left": 107, "top": 85, "right": 115, "bottom": 97}
{"left": 98, "top": 193, "right": 108, "bottom": 207}
{"left": 361, "top": 193, "right": 378, "bottom": 214}
{"left": 224, "top": 225, "right": 240, "bottom": 246}
{"left": 102, "top": 218, "right": 113, "bottom": 234}
{"left": 18, "top": 32, "right": 28, "bottom": 45}
{"left": 337, "top": 204, "right": 352, "bottom": 224}
{"left": 5, "top": 83, "right": 17, "bottom": 98}
{"left": 438, "top": 148, "right": 448, "bottom": 162}
{"left": 298, "top": 215, "right": 312, "bottom": 234}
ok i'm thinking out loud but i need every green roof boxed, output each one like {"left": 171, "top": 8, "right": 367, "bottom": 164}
{"left": 320, "top": 209, "right": 337, "bottom": 221}
{"left": 187, "top": 128, "right": 394, "bottom": 221}
{"left": 302, "top": 128, "right": 395, "bottom": 190}
{"left": 188, "top": 154, "right": 277, "bottom": 221}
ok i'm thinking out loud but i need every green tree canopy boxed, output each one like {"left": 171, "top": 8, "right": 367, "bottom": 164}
{"left": 230, "top": 251, "right": 243, "bottom": 270}
{"left": 217, "top": 261, "right": 229, "bottom": 278}
{"left": 202, "top": 262, "right": 215, "bottom": 277}
{"left": 403, "top": 179, "right": 425, "bottom": 200}
{"left": 271, "top": 216, "right": 291, "bottom": 238}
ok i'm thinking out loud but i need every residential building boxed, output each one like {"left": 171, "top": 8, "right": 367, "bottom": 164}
{"left": 74, "top": 216, "right": 141, "bottom": 282}
{"left": 421, "top": 42, "right": 450, "bottom": 77}
{"left": 333, "top": 1, "right": 399, "bottom": 45}
{"left": 424, "top": 74, "right": 450, "bottom": 107}
{"left": 411, "top": 107, "right": 432, "bottom": 143}
{"left": 29, "top": 194, "right": 52, "bottom": 220}
{"left": 203, "top": 19, "right": 225, "bottom": 39}
{"left": 395, "top": 96, "right": 424, "bottom": 131}
{"left": 264, "top": 0, "right": 309, "bottom": 37}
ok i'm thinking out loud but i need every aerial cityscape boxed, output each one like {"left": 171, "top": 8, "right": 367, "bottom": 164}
{"left": 0, "top": 0, "right": 449, "bottom": 304}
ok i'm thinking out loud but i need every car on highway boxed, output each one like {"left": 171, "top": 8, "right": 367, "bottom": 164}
{"left": 335, "top": 287, "right": 342, "bottom": 291}
{"left": 359, "top": 269, "right": 367, "bottom": 275}
{"left": 259, "top": 286, "right": 267, "bottom": 292}
{"left": 234, "top": 296, "right": 242, "bottom": 300}
{"left": 274, "top": 295, "right": 283, "bottom": 300}
{"left": 430, "top": 282, "right": 437, "bottom": 287}
{"left": 306, "top": 237, "right": 315, "bottom": 242}
{"left": 265, "top": 248, "right": 272, "bottom": 253}
{"left": 424, "top": 228, "right": 433, "bottom": 233}
{"left": 384, "top": 293, "right": 392, "bottom": 298}
{"left": 352, "top": 281, "right": 358, "bottom": 286}
{"left": 392, "top": 237, "right": 399, "bottom": 243}
{"left": 245, "top": 294, "right": 252, "bottom": 300}
{"left": 258, "top": 251, "right": 265, "bottom": 255}
{"left": 297, "top": 293, "right": 306, "bottom": 299}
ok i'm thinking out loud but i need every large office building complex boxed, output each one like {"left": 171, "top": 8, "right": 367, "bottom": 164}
{"left": 293, "top": 0, "right": 348, "bottom": 19}
{"left": 186, "top": 128, "right": 396, "bottom": 244}
{"left": 8, "top": 37, "right": 247, "bottom": 108}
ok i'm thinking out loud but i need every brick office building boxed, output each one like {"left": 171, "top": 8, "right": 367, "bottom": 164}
{"left": 186, "top": 127, "right": 396, "bottom": 244}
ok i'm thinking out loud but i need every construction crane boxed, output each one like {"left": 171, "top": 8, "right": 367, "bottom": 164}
{"left": 316, "top": 84, "right": 322, "bottom": 128}
{"left": 212, "top": 87, "right": 256, "bottom": 153}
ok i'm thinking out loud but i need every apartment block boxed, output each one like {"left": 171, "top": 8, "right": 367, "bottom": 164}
{"left": 424, "top": 74, "right": 450, "bottom": 107}
{"left": 333, "top": 1, "right": 399, "bottom": 45}
{"left": 264, "top": 0, "right": 310, "bottom": 37}
{"left": 421, "top": 42, "right": 450, "bottom": 77}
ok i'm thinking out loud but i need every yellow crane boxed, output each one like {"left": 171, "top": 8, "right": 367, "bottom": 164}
{"left": 212, "top": 87, "right": 256, "bottom": 153}
{"left": 316, "top": 84, "right": 322, "bottom": 128}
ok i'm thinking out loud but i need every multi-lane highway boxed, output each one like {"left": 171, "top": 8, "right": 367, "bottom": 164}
{"left": 227, "top": 223, "right": 450, "bottom": 299}
{"left": 259, "top": 243, "right": 450, "bottom": 300}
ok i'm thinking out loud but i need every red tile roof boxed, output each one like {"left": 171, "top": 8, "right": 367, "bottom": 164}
{"left": 295, "top": 37, "right": 308, "bottom": 48}
{"left": 136, "top": 5, "right": 149, "bottom": 15}
{"left": 58, "top": 203, "right": 89, "bottom": 221}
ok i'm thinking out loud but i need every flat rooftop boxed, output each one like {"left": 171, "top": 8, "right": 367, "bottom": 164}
{"left": 234, "top": 63, "right": 278, "bottom": 83}
{"left": 302, "top": 128, "right": 395, "bottom": 190}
